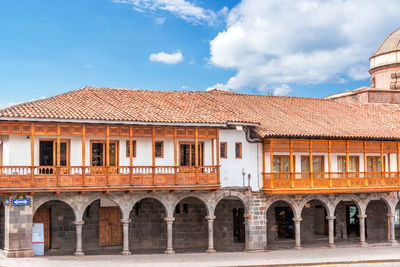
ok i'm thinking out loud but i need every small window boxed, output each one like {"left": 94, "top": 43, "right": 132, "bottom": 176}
{"left": 126, "top": 140, "right": 136, "bottom": 158}
{"left": 155, "top": 141, "right": 164, "bottom": 158}
{"left": 220, "top": 142, "right": 227, "bottom": 158}
{"left": 235, "top": 142, "right": 242, "bottom": 159}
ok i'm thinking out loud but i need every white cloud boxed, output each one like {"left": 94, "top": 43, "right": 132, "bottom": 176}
{"left": 112, "top": 0, "right": 225, "bottom": 25}
{"left": 208, "top": 0, "right": 400, "bottom": 92}
{"left": 155, "top": 17, "right": 166, "bottom": 25}
{"left": 272, "top": 84, "right": 291, "bottom": 96}
{"left": 149, "top": 50, "right": 183, "bottom": 64}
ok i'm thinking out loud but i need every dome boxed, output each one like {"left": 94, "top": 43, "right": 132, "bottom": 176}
{"left": 373, "top": 28, "right": 400, "bottom": 57}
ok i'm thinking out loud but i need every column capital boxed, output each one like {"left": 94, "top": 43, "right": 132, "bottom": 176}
{"left": 292, "top": 217, "right": 302, "bottom": 223}
{"left": 357, "top": 214, "right": 367, "bottom": 219}
{"left": 243, "top": 213, "right": 252, "bottom": 221}
{"left": 387, "top": 213, "right": 396, "bottom": 218}
{"left": 326, "top": 216, "right": 336, "bottom": 220}
{"left": 164, "top": 216, "right": 175, "bottom": 223}
{"left": 74, "top": 220, "right": 84, "bottom": 226}
{"left": 120, "top": 218, "right": 131, "bottom": 224}
{"left": 205, "top": 215, "right": 216, "bottom": 221}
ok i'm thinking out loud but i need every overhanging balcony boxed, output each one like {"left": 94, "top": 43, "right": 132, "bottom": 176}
{"left": 0, "top": 166, "right": 220, "bottom": 193}
{"left": 263, "top": 172, "right": 400, "bottom": 194}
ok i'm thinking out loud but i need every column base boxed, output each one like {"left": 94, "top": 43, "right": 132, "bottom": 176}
{"left": 206, "top": 249, "right": 216, "bottom": 253}
{"left": 121, "top": 250, "right": 131, "bottom": 255}
{"left": 74, "top": 251, "right": 85, "bottom": 256}
{"left": 164, "top": 249, "right": 175, "bottom": 255}
{"left": 327, "top": 244, "right": 336, "bottom": 248}
{"left": 391, "top": 240, "right": 398, "bottom": 246}
{"left": 2, "top": 249, "right": 34, "bottom": 258}
{"left": 359, "top": 242, "right": 368, "bottom": 248}
{"left": 245, "top": 249, "right": 267, "bottom": 253}
{"left": 294, "top": 246, "right": 303, "bottom": 250}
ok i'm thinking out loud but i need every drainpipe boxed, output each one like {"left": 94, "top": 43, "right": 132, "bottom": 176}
{"left": 243, "top": 127, "right": 262, "bottom": 191}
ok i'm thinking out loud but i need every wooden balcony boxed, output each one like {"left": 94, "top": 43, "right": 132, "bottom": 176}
{"left": 0, "top": 166, "right": 220, "bottom": 193}
{"left": 263, "top": 172, "right": 400, "bottom": 194}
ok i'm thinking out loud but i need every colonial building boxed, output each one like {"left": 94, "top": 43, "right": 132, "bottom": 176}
{"left": 1, "top": 29, "right": 400, "bottom": 258}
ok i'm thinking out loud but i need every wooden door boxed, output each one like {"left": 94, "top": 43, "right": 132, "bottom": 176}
{"left": 99, "top": 207, "right": 122, "bottom": 246}
{"left": 33, "top": 207, "right": 50, "bottom": 249}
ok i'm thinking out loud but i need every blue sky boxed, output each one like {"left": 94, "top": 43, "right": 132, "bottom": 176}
{"left": 0, "top": 0, "right": 399, "bottom": 108}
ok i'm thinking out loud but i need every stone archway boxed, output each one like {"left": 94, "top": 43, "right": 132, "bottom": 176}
{"left": 173, "top": 197, "right": 208, "bottom": 253}
{"left": 365, "top": 200, "right": 389, "bottom": 243}
{"left": 0, "top": 201, "right": 4, "bottom": 250}
{"left": 214, "top": 196, "right": 246, "bottom": 252}
{"left": 333, "top": 199, "right": 362, "bottom": 246}
{"left": 129, "top": 198, "right": 167, "bottom": 253}
{"left": 300, "top": 199, "right": 329, "bottom": 248}
{"left": 33, "top": 200, "right": 76, "bottom": 255}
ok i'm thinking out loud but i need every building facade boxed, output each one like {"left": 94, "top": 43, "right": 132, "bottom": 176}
{"left": 1, "top": 29, "right": 400, "bottom": 258}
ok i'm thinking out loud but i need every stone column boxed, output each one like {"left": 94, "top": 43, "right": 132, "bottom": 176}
{"left": 326, "top": 216, "right": 336, "bottom": 248}
{"left": 388, "top": 213, "right": 398, "bottom": 245}
{"left": 74, "top": 220, "right": 85, "bottom": 256}
{"left": 293, "top": 217, "right": 302, "bottom": 250}
{"left": 164, "top": 217, "right": 175, "bottom": 254}
{"left": 121, "top": 218, "right": 131, "bottom": 255}
{"left": 205, "top": 215, "right": 216, "bottom": 253}
{"left": 358, "top": 214, "right": 368, "bottom": 247}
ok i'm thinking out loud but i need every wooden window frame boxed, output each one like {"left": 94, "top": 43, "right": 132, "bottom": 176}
{"left": 235, "top": 142, "right": 242, "bottom": 159}
{"left": 220, "top": 142, "right": 227, "bottom": 159}
{"left": 179, "top": 141, "right": 205, "bottom": 166}
{"left": 273, "top": 155, "right": 295, "bottom": 173}
{"left": 367, "top": 156, "right": 385, "bottom": 172}
{"left": 39, "top": 138, "right": 71, "bottom": 166}
{"left": 155, "top": 141, "right": 164, "bottom": 158}
{"left": 337, "top": 155, "right": 359, "bottom": 172}
{"left": 125, "top": 140, "right": 136, "bottom": 158}
{"left": 0, "top": 141, "right": 2, "bottom": 167}
{"left": 90, "top": 140, "right": 119, "bottom": 167}
{"left": 301, "top": 155, "right": 325, "bottom": 172}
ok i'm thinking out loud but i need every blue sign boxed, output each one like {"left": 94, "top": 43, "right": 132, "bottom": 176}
{"left": 11, "top": 198, "right": 30, "bottom": 206}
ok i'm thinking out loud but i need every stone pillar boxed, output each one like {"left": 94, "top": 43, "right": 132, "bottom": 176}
{"left": 205, "top": 215, "right": 216, "bottom": 253}
{"left": 2, "top": 196, "right": 34, "bottom": 258}
{"left": 121, "top": 218, "right": 131, "bottom": 255}
{"left": 358, "top": 214, "right": 368, "bottom": 247}
{"left": 326, "top": 216, "right": 336, "bottom": 248}
{"left": 293, "top": 217, "right": 302, "bottom": 250}
{"left": 388, "top": 213, "right": 398, "bottom": 245}
{"left": 74, "top": 220, "right": 85, "bottom": 256}
{"left": 164, "top": 217, "right": 175, "bottom": 254}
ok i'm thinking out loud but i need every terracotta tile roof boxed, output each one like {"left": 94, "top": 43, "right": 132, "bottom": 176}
{"left": 2, "top": 86, "right": 400, "bottom": 140}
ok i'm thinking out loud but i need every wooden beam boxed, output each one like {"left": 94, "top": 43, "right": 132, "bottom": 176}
{"left": 309, "top": 140, "right": 313, "bottom": 188}
{"left": 364, "top": 141, "right": 368, "bottom": 186}
{"left": 381, "top": 141, "right": 385, "bottom": 185}
{"left": 216, "top": 128, "right": 220, "bottom": 184}
{"left": 211, "top": 139, "right": 215, "bottom": 166}
{"left": 289, "top": 139, "right": 294, "bottom": 188}
{"left": 195, "top": 127, "right": 199, "bottom": 184}
{"left": 397, "top": 141, "right": 400, "bottom": 186}
{"left": 82, "top": 124, "right": 86, "bottom": 167}
{"left": 30, "top": 123, "right": 35, "bottom": 186}
{"left": 328, "top": 140, "right": 332, "bottom": 188}
{"left": 262, "top": 142, "right": 266, "bottom": 184}
{"left": 152, "top": 126, "right": 156, "bottom": 185}
{"left": 346, "top": 140, "right": 350, "bottom": 187}
{"left": 106, "top": 125, "right": 110, "bottom": 167}
{"left": 56, "top": 124, "right": 61, "bottom": 167}
{"left": 270, "top": 140, "right": 274, "bottom": 189}
{"left": 173, "top": 127, "right": 177, "bottom": 167}
{"left": 129, "top": 125, "right": 133, "bottom": 167}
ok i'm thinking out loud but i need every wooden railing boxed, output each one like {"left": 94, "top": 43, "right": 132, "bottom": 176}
{"left": 263, "top": 172, "right": 400, "bottom": 193}
{"left": 0, "top": 166, "right": 219, "bottom": 191}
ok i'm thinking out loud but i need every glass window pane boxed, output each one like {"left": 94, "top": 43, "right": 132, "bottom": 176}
{"left": 39, "top": 141, "right": 54, "bottom": 166}
{"left": 337, "top": 157, "right": 346, "bottom": 172}
{"left": 349, "top": 156, "right": 358, "bottom": 172}
{"left": 313, "top": 157, "right": 323, "bottom": 172}
{"left": 60, "top": 142, "right": 67, "bottom": 166}
{"left": 301, "top": 157, "right": 310, "bottom": 172}
{"left": 375, "top": 158, "right": 382, "bottom": 172}
{"left": 108, "top": 143, "right": 117, "bottom": 166}
{"left": 282, "top": 156, "right": 290, "bottom": 172}
{"left": 155, "top": 142, "right": 163, "bottom": 157}
{"left": 273, "top": 157, "right": 281, "bottom": 172}
{"left": 367, "top": 158, "right": 373, "bottom": 172}
{"left": 92, "top": 143, "right": 103, "bottom": 166}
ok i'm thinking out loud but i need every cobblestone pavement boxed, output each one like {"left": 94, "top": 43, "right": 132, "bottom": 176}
{"left": 2, "top": 246, "right": 400, "bottom": 267}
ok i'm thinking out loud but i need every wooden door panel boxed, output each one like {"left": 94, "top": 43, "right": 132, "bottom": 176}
{"left": 33, "top": 207, "right": 50, "bottom": 249}
{"left": 99, "top": 207, "right": 122, "bottom": 246}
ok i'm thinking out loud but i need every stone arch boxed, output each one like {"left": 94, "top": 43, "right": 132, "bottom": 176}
{"left": 171, "top": 193, "right": 211, "bottom": 216}
{"left": 266, "top": 197, "right": 300, "bottom": 218}
{"left": 34, "top": 199, "right": 76, "bottom": 221}
{"left": 364, "top": 194, "right": 396, "bottom": 215}
{"left": 332, "top": 194, "right": 365, "bottom": 215}
{"left": 77, "top": 194, "right": 124, "bottom": 221}
{"left": 129, "top": 195, "right": 170, "bottom": 218}
{"left": 298, "top": 195, "right": 333, "bottom": 217}
{"left": 210, "top": 190, "right": 248, "bottom": 215}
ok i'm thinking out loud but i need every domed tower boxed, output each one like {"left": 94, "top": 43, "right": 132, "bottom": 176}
{"left": 370, "top": 28, "right": 400, "bottom": 89}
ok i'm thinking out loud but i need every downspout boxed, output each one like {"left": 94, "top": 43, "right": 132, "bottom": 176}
{"left": 243, "top": 127, "right": 263, "bottom": 191}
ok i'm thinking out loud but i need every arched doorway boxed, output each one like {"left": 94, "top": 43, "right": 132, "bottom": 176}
{"left": 301, "top": 200, "right": 328, "bottom": 248}
{"left": 82, "top": 199, "right": 122, "bottom": 255}
{"left": 267, "top": 200, "right": 295, "bottom": 250}
{"left": 33, "top": 200, "right": 76, "bottom": 255}
{"left": 214, "top": 197, "right": 246, "bottom": 252}
{"left": 129, "top": 198, "right": 167, "bottom": 253}
{"left": 0, "top": 201, "right": 4, "bottom": 250}
{"left": 366, "top": 200, "right": 388, "bottom": 244}
{"left": 173, "top": 197, "right": 208, "bottom": 253}
{"left": 334, "top": 200, "right": 360, "bottom": 246}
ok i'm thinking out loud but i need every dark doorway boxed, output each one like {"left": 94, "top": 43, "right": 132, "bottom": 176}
{"left": 233, "top": 208, "right": 245, "bottom": 243}
{"left": 275, "top": 207, "right": 294, "bottom": 239}
{"left": 179, "top": 143, "right": 204, "bottom": 166}
{"left": 346, "top": 205, "right": 360, "bottom": 237}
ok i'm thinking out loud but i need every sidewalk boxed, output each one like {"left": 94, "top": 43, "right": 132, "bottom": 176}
{"left": 2, "top": 246, "right": 400, "bottom": 267}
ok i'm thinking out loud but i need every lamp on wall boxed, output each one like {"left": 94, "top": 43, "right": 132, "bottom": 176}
{"left": 26, "top": 135, "right": 30, "bottom": 139}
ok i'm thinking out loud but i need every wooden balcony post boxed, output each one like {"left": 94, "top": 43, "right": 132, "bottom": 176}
{"left": 309, "top": 140, "right": 313, "bottom": 188}
{"left": 328, "top": 140, "right": 332, "bottom": 188}
{"left": 129, "top": 125, "right": 133, "bottom": 185}
{"left": 346, "top": 140, "right": 350, "bottom": 187}
{"left": 82, "top": 124, "right": 86, "bottom": 186}
{"left": 56, "top": 124, "right": 61, "bottom": 186}
{"left": 195, "top": 127, "right": 199, "bottom": 184}
{"left": 174, "top": 127, "right": 177, "bottom": 184}
{"left": 381, "top": 141, "right": 385, "bottom": 186}
{"left": 216, "top": 128, "right": 220, "bottom": 184}
{"left": 290, "top": 139, "right": 294, "bottom": 188}
{"left": 30, "top": 122, "right": 35, "bottom": 185}
{"left": 397, "top": 141, "right": 400, "bottom": 186}
{"left": 262, "top": 141, "right": 266, "bottom": 188}
{"left": 106, "top": 125, "right": 110, "bottom": 185}
{"left": 270, "top": 140, "right": 274, "bottom": 189}
{"left": 363, "top": 141, "right": 368, "bottom": 187}
{"left": 152, "top": 126, "right": 155, "bottom": 185}
{"left": 211, "top": 139, "right": 215, "bottom": 166}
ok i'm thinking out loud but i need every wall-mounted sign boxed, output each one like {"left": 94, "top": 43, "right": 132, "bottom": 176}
{"left": 11, "top": 195, "right": 31, "bottom": 207}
